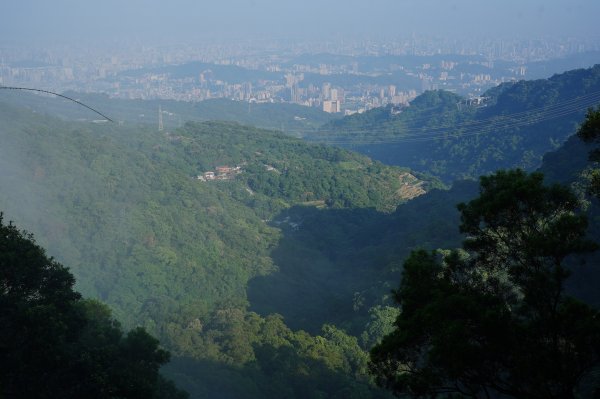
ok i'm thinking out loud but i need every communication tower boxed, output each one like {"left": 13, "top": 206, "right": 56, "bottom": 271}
{"left": 158, "top": 105, "right": 164, "bottom": 132}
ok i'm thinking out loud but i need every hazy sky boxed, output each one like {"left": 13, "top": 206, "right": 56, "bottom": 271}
{"left": 2, "top": 0, "right": 600, "bottom": 44}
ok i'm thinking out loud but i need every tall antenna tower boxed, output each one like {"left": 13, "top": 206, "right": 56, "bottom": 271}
{"left": 158, "top": 105, "right": 164, "bottom": 132}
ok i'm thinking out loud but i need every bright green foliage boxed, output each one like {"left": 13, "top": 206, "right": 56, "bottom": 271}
{"left": 3, "top": 70, "right": 600, "bottom": 398}
{"left": 177, "top": 121, "right": 436, "bottom": 211}
{"left": 0, "top": 215, "right": 187, "bottom": 399}
{"left": 370, "top": 170, "right": 600, "bottom": 398}
{"left": 360, "top": 306, "right": 400, "bottom": 349}
{"left": 164, "top": 314, "right": 391, "bottom": 399}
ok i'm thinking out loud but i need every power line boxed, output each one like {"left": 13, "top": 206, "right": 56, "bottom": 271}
{"left": 0, "top": 86, "right": 114, "bottom": 122}
{"left": 320, "top": 91, "right": 600, "bottom": 136}
{"left": 303, "top": 91, "right": 600, "bottom": 144}
{"left": 315, "top": 91, "right": 600, "bottom": 136}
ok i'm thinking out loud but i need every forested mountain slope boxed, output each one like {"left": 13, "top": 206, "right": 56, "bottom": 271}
{"left": 0, "top": 101, "right": 433, "bottom": 398}
{"left": 312, "top": 65, "right": 600, "bottom": 182}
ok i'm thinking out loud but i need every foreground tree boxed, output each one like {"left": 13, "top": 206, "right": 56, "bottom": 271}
{"left": 578, "top": 106, "right": 600, "bottom": 197}
{"left": 0, "top": 214, "right": 187, "bottom": 398}
{"left": 370, "top": 170, "right": 600, "bottom": 398}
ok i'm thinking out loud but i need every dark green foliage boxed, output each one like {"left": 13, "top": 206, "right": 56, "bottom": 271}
{"left": 370, "top": 170, "right": 600, "bottom": 398}
{"left": 0, "top": 214, "right": 84, "bottom": 398}
{"left": 577, "top": 106, "right": 600, "bottom": 197}
{"left": 248, "top": 181, "right": 476, "bottom": 336}
{"left": 458, "top": 169, "right": 597, "bottom": 268}
{"left": 578, "top": 106, "right": 600, "bottom": 152}
{"left": 0, "top": 215, "right": 187, "bottom": 398}
{"left": 537, "top": 125, "right": 600, "bottom": 311}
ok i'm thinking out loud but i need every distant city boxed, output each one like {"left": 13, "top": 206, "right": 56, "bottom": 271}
{"left": 1, "top": 37, "right": 599, "bottom": 115}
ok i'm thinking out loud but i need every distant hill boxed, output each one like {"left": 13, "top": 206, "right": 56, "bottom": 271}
{"left": 0, "top": 89, "right": 339, "bottom": 133}
{"left": 120, "top": 61, "right": 282, "bottom": 84}
{"left": 310, "top": 65, "right": 600, "bottom": 182}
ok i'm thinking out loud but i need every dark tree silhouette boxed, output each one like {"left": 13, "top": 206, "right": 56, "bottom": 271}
{"left": 370, "top": 170, "right": 600, "bottom": 399}
{"left": 577, "top": 106, "right": 600, "bottom": 197}
{"left": 0, "top": 214, "right": 187, "bottom": 399}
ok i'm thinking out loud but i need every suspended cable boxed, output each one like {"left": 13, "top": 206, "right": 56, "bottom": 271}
{"left": 0, "top": 86, "right": 114, "bottom": 122}
{"left": 309, "top": 90, "right": 600, "bottom": 136}
{"left": 304, "top": 91, "right": 600, "bottom": 144}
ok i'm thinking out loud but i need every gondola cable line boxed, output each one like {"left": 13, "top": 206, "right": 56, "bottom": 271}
{"left": 0, "top": 86, "right": 114, "bottom": 122}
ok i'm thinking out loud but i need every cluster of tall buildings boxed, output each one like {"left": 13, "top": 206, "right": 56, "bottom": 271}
{"left": 1, "top": 37, "right": 597, "bottom": 115}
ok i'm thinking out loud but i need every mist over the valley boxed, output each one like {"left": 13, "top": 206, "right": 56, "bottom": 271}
{"left": 2, "top": 1, "right": 600, "bottom": 398}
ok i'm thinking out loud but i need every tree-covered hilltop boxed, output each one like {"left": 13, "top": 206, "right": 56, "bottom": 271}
{"left": 0, "top": 215, "right": 188, "bottom": 398}
{"left": 0, "top": 100, "right": 437, "bottom": 398}
{"left": 312, "top": 65, "right": 600, "bottom": 182}
{"left": 177, "top": 120, "right": 440, "bottom": 211}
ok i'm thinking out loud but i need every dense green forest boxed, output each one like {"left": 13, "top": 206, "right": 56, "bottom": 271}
{"left": 0, "top": 101, "right": 438, "bottom": 398}
{"left": 2, "top": 65, "right": 600, "bottom": 397}
{"left": 0, "top": 215, "right": 187, "bottom": 398}
{"left": 369, "top": 110, "right": 600, "bottom": 397}
{"left": 312, "top": 65, "right": 600, "bottom": 182}
{"left": 371, "top": 170, "right": 600, "bottom": 398}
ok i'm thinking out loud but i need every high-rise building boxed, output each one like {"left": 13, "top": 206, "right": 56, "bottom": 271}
{"left": 389, "top": 85, "right": 396, "bottom": 97}
{"left": 322, "top": 83, "right": 331, "bottom": 100}
{"left": 330, "top": 88, "right": 338, "bottom": 101}
{"left": 323, "top": 100, "right": 340, "bottom": 113}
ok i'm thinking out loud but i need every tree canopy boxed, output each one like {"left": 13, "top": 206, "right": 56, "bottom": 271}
{"left": 577, "top": 106, "right": 600, "bottom": 198}
{"left": 0, "top": 214, "right": 187, "bottom": 398}
{"left": 370, "top": 170, "right": 600, "bottom": 398}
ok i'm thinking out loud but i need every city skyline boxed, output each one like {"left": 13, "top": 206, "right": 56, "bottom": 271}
{"left": 2, "top": 1, "right": 600, "bottom": 117}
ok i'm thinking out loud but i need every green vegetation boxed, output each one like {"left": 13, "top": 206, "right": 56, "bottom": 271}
{"left": 576, "top": 106, "right": 600, "bottom": 198}
{"left": 0, "top": 89, "right": 338, "bottom": 133}
{"left": 248, "top": 180, "right": 476, "bottom": 336}
{"left": 370, "top": 170, "right": 600, "bottom": 398}
{"left": 314, "top": 65, "right": 600, "bottom": 182}
{"left": 0, "top": 100, "right": 436, "bottom": 398}
{"left": 3, "top": 65, "right": 600, "bottom": 398}
{"left": 0, "top": 214, "right": 187, "bottom": 398}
